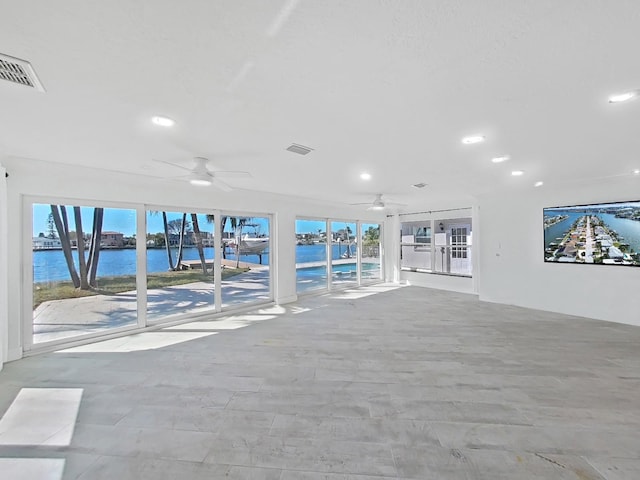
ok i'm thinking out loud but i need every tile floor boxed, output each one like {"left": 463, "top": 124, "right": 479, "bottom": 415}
{"left": 0, "top": 285, "right": 639, "bottom": 479}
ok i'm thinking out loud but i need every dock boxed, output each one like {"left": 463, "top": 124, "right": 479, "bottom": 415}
{"left": 179, "top": 258, "right": 264, "bottom": 270}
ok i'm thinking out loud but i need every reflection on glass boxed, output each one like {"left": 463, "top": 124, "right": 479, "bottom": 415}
{"left": 220, "top": 215, "right": 271, "bottom": 307}
{"left": 361, "top": 223, "right": 382, "bottom": 282}
{"left": 331, "top": 221, "right": 358, "bottom": 288}
{"left": 296, "top": 219, "right": 328, "bottom": 293}
{"left": 32, "top": 204, "right": 137, "bottom": 343}
{"left": 146, "top": 211, "right": 215, "bottom": 321}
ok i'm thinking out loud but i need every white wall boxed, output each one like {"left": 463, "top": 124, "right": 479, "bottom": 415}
{"left": 0, "top": 164, "right": 8, "bottom": 369}
{"left": 2, "top": 157, "right": 386, "bottom": 361}
{"left": 478, "top": 179, "right": 640, "bottom": 326}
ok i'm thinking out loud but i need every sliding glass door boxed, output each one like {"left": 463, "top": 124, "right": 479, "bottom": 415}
{"left": 32, "top": 203, "right": 138, "bottom": 344}
{"left": 360, "top": 223, "right": 382, "bottom": 282}
{"left": 220, "top": 214, "right": 271, "bottom": 308}
{"left": 330, "top": 220, "right": 358, "bottom": 288}
{"left": 145, "top": 210, "right": 216, "bottom": 322}
{"left": 296, "top": 218, "right": 328, "bottom": 293}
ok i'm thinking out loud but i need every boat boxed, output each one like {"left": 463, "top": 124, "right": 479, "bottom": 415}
{"left": 228, "top": 235, "right": 269, "bottom": 255}
{"left": 226, "top": 223, "right": 269, "bottom": 255}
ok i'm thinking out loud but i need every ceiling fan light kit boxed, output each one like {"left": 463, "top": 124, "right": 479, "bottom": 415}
{"left": 152, "top": 156, "right": 250, "bottom": 190}
{"left": 189, "top": 173, "right": 213, "bottom": 186}
{"left": 350, "top": 193, "right": 407, "bottom": 210}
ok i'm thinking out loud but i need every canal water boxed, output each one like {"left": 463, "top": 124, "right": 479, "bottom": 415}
{"left": 33, "top": 244, "right": 359, "bottom": 282}
{"left": 544, "top": 210, "right": 640, "bottom": 253}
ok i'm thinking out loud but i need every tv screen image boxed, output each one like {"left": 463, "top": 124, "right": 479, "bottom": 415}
{"left": 543, "top": 201, "right": 640, "bottom": 266}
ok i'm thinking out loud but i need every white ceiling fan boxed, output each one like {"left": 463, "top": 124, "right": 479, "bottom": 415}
{"left": 350, "top": 194, "right": 407, "bottom": 211}
{"left": 153, "top": 156, "right": 250, "bottom": 191}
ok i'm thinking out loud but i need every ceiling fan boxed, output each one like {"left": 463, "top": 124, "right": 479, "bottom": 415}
{"left": 153, "top": 157, "right": 250, "bottom": 191}
{"left": 350, "top": 194, "right": 407, "bottom": 211}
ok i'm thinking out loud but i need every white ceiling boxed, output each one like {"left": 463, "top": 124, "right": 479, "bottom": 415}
{"left": 1, "top": 0, "right": 639, "bottom": 211}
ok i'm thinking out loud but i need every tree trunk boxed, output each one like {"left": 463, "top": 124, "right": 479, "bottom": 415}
{"left": 191, "top": 214, "right": 208, "bottom": 273}
{"left": 73, "top": 207, "right": 90, "bottom": 290}
{"left": 162, "top": 211, "right": 175, "bottom": 270}
{"left": 87, "top": 207, "right": 104, "bottom": 286}
{"left": 174, "top": 213, "right": 187, "bottom": 270}
{"left": 235, "top": 224, "right": 242, "bottom": 268}
{"left": 220, "top": 216, "right": 228, "bottom": 259}
{"left": 50, "top": 205, "right": 80, "bottom": 288}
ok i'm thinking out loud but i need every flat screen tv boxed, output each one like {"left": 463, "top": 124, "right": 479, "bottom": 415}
{"left": 544, "top": 200, "right": 640, "bottom": 266}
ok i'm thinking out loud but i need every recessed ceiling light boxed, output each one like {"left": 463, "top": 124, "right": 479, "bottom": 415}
{"left": 151, "top": 115, "right": 175, "bottom": 127}
{"left": 633, "top": 169, "right": 640, "bottom": 175}
{"left": 608, "top": 90, "right": 638, "bottom": 103}
{"left": 491, "top": 155, "right": 510, "bottom": 163}
{"left": 462, "top": 135, "right": 485, "bottom": 145}
{"left": 412, "top": 182, "right": 428, "bottom": 189}
{"left": 534, "top": 181, "right": 544, "bottom": 187}
{"left": 360, "top": 173, "right": 371, "bottom": 180}
{"left": 511, "top": 170, "right": 524, "bottom": 176}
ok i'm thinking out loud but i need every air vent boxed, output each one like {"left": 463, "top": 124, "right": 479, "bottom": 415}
{"left": 286, "top": 143, "right": 314, "bottom": 155}
{"left": 0, "top": 53, "right": 45, "bottom": 92}
{"left": 412, "top": 182, "right": 428, "bottom": 189}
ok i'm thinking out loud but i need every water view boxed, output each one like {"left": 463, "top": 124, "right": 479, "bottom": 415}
{"left": 33, "top": 244, "right": 360, "bottom": 282}
{"left": 543, "top": 202, "right": 640, "bottom": 266}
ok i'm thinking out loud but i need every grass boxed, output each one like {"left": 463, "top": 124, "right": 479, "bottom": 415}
{"left": 33, "top": 267, "right": 249, "bottom": 309}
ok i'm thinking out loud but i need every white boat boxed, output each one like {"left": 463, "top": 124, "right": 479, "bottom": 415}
{"left": 228, "top": 234, "right": 269, "bottom": 255}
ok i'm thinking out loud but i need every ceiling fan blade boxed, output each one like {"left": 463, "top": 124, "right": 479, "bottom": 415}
{"left": 210, "top": 178, "right": 233, "bottom": 192}
{"left": 212, "top": 170, "right": 251, "bottom": 178}
{"left": 152, "top": 158, "right": 192, "bottom": 172}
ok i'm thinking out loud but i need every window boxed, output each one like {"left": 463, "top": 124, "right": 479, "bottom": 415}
{"left": 145, "top": 210, "right": 216, "bottom": 322}
{"left": 296, "top": 219, "right": 328, "bottom": 293}
{"left": 400, "top": 218, "right": 472, "bottom": 276}
{"left": 220, "top": 215, "right": 271, "bottom": 308}
{"left": 330, "top": 220, "right": 358, "bottom": 288}
{"left": 451, "top": 227, "right": 468, "bottom": 259}
{"left": 360, "top": 223, "right": 382, "bottom": 282}
{"left": 31, "top": 203, "right": 138, "bottom": 344}
{"left": 27, "top": 199, "right": 274, "bottom": 350}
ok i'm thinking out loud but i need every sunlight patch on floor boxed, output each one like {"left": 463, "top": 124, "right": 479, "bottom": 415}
{"left": 332, "top": 283, "right": 403, "bottom": 300}
{"left": 58, "top": 331, "right": 217, "bottom": 353}
{"left": 166, "top": 315, "right": 277, "bottom": 331}
{"left": 0, "top": 388, "right": 82, "bottom": 446}
{"left": 0, "top": 458, "right": 66, "bottom": 480}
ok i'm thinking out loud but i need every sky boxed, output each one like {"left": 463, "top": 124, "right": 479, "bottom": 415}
{"left": 33, "top": 204, "right": 380, "bottom": 237}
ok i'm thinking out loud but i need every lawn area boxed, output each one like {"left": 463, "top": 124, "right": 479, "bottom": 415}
{"left": 33, "top": 267, "right": 249, "bottom": 309}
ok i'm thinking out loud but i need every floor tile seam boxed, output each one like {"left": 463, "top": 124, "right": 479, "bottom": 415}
{"left": 0, "top": 445, "right": 73, "bottom": 457}
{"left": 582, "top": 455, "right": 614, "bottom": 480}
{"left": 435, "top": 442, "right": 635, "bottom": 458}
{"left": 202, "top": 454, "right": 398, "bottom": 478}
{"left": 222, "top": 406, "right": 376, "bottom": 420}
{"left": 66, "top": 443, "right": 212, "bottom": 463}
{"left": 72, "top": 421, "right": 227, "bottom": 438}
{"left": 428, "top": 420, "right": 640, "bottom": 433}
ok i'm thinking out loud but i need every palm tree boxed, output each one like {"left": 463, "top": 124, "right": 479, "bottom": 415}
{"left": 191, "top": 213, "right": 208, "bottom": 273}
{"left": 50, "top": 205, "right": 80, "bottom": 288}
{"left": 50, "top": 205, "right": 104, "bottom": 290}
{"left": 161, "top": 211, "right": 175, "bottom": 270}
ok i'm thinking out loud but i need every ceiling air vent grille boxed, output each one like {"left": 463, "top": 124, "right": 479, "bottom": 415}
{"left": 286, "top": 143, "right": 314, "bottom": 155}
{"left": 0, "top": 53, "right": 45, "bottom": 92}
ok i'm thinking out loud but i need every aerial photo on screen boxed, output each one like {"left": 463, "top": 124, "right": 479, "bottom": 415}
{"left": 543, "top": 201, "right": 640, "bottom": 266}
